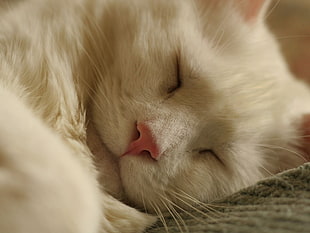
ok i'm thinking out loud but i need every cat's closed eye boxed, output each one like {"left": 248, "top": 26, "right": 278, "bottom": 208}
{"left": 197, "top": 149, "right": 224, "bottom": 164}
{"left": 167, "top": 56, "right": 182, "bottom": 94}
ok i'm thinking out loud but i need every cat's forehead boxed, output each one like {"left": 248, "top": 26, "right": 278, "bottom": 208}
{"left": 103, "top": 0, "right": 192, "bottom": 40}
{"left": 100, "top": 2, "right": 191, "bottom": 69}
{"left": 104, "top": 0, "right": 182, "bottom": 26}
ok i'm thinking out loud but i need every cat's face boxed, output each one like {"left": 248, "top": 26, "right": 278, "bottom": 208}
{"left": 89, "top": 0, "right": 310, "bottom": 211}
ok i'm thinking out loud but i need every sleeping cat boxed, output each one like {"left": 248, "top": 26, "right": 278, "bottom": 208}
{"left": 0, "top": 0, "right": 309, "bottom": 232}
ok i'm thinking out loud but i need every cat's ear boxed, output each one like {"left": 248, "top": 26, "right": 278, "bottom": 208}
{"left": 194, "top": 0, "right": 271, "bottom": 23}
{"left": 236, "top": 0, "right": 270, "bottom": 22}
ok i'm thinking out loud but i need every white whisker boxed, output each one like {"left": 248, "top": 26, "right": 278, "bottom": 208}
{"left": 149, "top": 200, "right": 169, "bottom": 233}
{"left": 255, "top": 143, "right": 307, "bottom": 162}
{"left": 264, "top": 0, "right": 281, "bottom": 20}
{"left": 159, "top": 196, "right": 186, "bottom": 233}
{"left": 159, "top": 193, "right": 206, "bottom": 224}
{"left": 171, "top": 192, "right": 220, "bottom": 222}
{"left": 171, "top": 189, "right": 224, "bottom": 218}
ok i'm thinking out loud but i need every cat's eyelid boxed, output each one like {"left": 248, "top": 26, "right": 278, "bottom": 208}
{"left": 197, "top": 148, "right": 225, "bottom": 165}
{"left": 167, "top": 55, "right": 182, "bottom": 94}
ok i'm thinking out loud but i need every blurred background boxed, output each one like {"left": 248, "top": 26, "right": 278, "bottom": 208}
{"left": 268, "top": 0, "right": 310, "bottom": 82}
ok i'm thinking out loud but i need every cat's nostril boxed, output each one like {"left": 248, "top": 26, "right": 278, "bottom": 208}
{"left": 131, "top": 121, "right": 140, "bottom": 141}
{"left": 123, "top": 122, "right": 160, "bottom": 160}
{"left": 141, "top": 150, "right": 155, "bottom": 160}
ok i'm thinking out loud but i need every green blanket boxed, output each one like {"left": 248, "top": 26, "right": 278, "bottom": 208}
{"left": 146, "top": 163, "right": 310, "bottom": 233}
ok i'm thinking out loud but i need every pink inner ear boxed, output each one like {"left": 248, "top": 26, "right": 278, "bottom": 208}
{"left": 238, "top": 0, "right": 266, "bottom": 21}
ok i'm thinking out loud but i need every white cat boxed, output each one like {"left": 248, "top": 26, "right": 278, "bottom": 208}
{"left": 0, "top": 0, "right": 309, "bottom": 232}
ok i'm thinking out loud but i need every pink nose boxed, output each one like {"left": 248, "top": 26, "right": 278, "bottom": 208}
{"left": 123, "top": 122, "right": 160, "bottom": 160}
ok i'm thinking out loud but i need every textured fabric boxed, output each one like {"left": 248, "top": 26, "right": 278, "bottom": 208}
{"left": 146, "top": 163, "right": 310, "bottom": 233}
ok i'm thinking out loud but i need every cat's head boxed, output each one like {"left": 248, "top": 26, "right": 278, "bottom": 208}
{"left": 88, "top": 0, "right": 310, "bottom": 211}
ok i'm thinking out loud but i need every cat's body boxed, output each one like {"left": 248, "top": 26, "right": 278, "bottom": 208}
{"left": 0, "top": 0, "right": 309, "bottom": 232}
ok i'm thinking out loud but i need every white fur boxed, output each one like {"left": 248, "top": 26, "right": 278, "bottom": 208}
{"left": 0, "top": 0, "right": 309, "bottom": 232}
